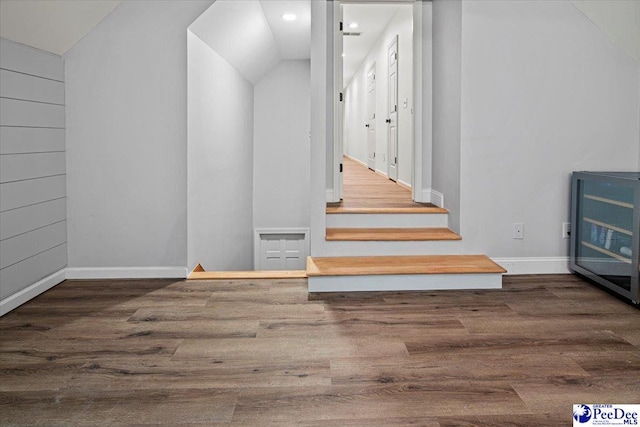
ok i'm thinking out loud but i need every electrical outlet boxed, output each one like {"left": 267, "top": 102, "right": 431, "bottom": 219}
{"left": 513, "top": 223, "right": 524, "bottom": 239}
{"left": 562, "top": 222, "right": 571, "bottom": 239}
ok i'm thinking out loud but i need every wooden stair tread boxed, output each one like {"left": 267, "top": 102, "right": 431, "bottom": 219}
{"left": 326, "top": 206, "right": 448, "bottom": 214}
{"left": 189, "top": 270, "right": 307, "bottom": 280}
{"left": 306, "top": 255, "right": 507, "bottom": 277}
{"left": 326, "top": 227, "right": 461, "bottom": 241}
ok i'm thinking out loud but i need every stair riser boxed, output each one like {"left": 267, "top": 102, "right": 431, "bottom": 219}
{"left": 323, "top": 240, "right": 463, "bottom": 257}
{"left": 326, "top": 213, "right": 448, "bottom": 228}
{"left": 308, "top": 273, "right": 503, "bottom": 292}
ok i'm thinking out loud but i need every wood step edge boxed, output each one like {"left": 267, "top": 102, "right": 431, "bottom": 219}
{"left": 326, "top": 207, "right": 449, "bottom": 214}
{"left": 325, "top": 227, "right": 462, "bottom": 241}
{"left": 188, "top": 270, "right": 307, "bottom": 280}
{"left": 306, "top": 255, "right": 507, "bottom": 277}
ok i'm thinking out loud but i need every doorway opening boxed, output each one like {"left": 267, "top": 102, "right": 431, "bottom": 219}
{"left": 330, "top": 1, "right": 427, "bottom": 208}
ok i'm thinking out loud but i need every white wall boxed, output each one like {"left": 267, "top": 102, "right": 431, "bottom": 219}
{"left": 343, "top": 67, "right": 367, "bottom": 164}
{"left": 459, "top": 1, "right": 640, "bottom": 262}
{"left": 253, "top": 60, "right": 311, "bottom": 230}
{"left": 310, "top": 0, "right": 330, "bottom": 257}
{"left": 415, "top": 1, "right": 433, "bottom": 197}
{"left": 432, "top": 0, "right": 462, "bottom": 232}
{"left": 65, "top": 1, "right": 212, "bottom": 272}
{"left": 343, "top": 6, "right": 413, "bottom": 186}
{"left": 187, "top": 31, "right": 255, "bottom": 271}
{"left": 0, "top": 38, "right": 66, "bottom": 313}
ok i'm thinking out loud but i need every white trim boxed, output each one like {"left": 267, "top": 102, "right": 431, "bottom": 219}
{"left": 326, "top": 212, "right": 448, "bottom": 228}
{"left": 412, "top": 0, "right": 425, "bottom": 203}
{"left": 398, "top": 179, "right": 412, "bottom": 190}
{"left": 65, "top": 267, "right": 188, "bottom": 280}
{"left": 491, "top": 257, "right": 571, "bottom": 275}
{"left": 332, "top": 1, "right": 344, "bottom": 203}
{"left": 375, "top": 168, "right": 388, "bottom": 178}
{"left": 253, "top": 228, "right": 310, "bottom": 270}
{"left": 414, "top": 189, "right": 430, "bottom": 203}
{"left": 326, "top": 189, "right": 335, "bottom": 202}
{"left": 387, "top": 34, "right": 400, "bottom": 182}
{"left": 0, "top": 268, "right": 65, "bottom": 316}
{"left": 344, "top": 154, "right": 367, "bottom": 168}
{"left": 309, "top": 273, "right": 502, "bottom": 292}
{"left": 428, "top": 189, "right": 444, "bottom": 207}
{"left": 416, "top": 188, "right": 444, "bottom": 206}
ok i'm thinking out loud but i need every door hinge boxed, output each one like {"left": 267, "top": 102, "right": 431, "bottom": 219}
{"left": 339, "top": 22, "right": 343, "bottom": 32}
{"left": 339, "top": 92, "right": 343, "bottom": 102}
{"left": 395, "top": 157, "right": 397, "bottom": 164}
{"left": 340, "top": 163, "right": 343, "bottom": 173}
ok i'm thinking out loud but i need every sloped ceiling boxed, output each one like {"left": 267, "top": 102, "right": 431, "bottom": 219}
{"left": 571, "top": 0, "right": 640, "bottom": 64}
{"left": 0, "top": 0, "right": 122, "bottom": 56}
{"left": 189, "top": 0, "right": 310, "bottom": 85}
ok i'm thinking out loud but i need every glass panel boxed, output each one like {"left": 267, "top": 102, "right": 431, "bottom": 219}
{"left": 576, "top": 179, "right": 634, "bottom": 291}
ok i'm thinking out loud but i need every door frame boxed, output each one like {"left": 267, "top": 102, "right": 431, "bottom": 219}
{"left": 387, "top": 34, "right": 399, "bottom": 182}
{"left": 366, "top": 62, "right": 376, "bottom": 170}
{"left": 330, "top": 0, "right": 426, "bottom": 202}
{"left": 330, "top": 1, "right": 344, "bottom": 203}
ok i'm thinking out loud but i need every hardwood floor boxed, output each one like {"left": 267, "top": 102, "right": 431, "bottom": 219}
{"left": 329, "top": 156, "right": 439, "bottom": 211}
{"left": 307, "top": 255, "right": 506, "bottom": 276}
{"left": 325, "top": 227, "right": 461, "bottom": 241}
{"left": 1, "top": 275, "right": 639, "bottom": 426}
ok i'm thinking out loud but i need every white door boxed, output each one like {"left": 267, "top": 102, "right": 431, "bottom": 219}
{"left": 366, "top": 64, "right": 376, "bottom": 170}
{"left": 259, "top": 234, "right": 307, "bottom": 270}
{"left": 387, "top": 35, "right": 399, "bottom": 182}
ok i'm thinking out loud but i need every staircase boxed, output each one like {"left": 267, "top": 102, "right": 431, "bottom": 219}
{"left": 307, "top": 205, "right": 506, "bottom": 292}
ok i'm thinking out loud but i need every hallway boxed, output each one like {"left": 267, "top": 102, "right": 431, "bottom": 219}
{"left": 328, "top": 156, "right": 438, "bottom": 212}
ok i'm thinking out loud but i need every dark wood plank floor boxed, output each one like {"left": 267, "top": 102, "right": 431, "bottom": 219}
{"left": 1, "top": 275, "right": 639, "bottom": 426}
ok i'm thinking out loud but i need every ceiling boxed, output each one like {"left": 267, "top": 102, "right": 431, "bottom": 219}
{"left": 343, "top": 4, "right": 405, "bottom": 84}
{"left": 0, "top": 0, "right": 398, "bottom": 84}
{"left": 0, "top": 0, "right": 122, "bottom": 56}
{"left": 189, "top": 0, "right": 310, "bottom": 85}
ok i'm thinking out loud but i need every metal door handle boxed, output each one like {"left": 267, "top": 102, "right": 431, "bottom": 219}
{"left": 386, "top": 119, "right": 391, "bottom": 123}
{"left": 365, "top": 124, "right": 369, "bottom": 128}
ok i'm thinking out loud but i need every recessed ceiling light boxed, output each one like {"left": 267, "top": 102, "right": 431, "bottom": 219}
{"left": 349, "top": 22, "right": 358, "bottom": 29}
{"left": 282, "top": 13, "right": 297, "bottom": 21}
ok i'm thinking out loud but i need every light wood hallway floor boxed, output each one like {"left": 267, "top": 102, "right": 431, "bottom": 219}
{"left": 1, "top": 275, "right": 639, "bottom": 425}
{"left": 328, "top": 156, "right": 438, "bottom": 211}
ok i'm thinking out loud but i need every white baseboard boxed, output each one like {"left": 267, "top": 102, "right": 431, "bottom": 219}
{"left": 428, "top": 189, "right": 444, "bottom": 207}
{"left": 65, "top": 267, "right": 188, "bottom": 280}
{"left": 398, "top": 179, "right": 412, "bottom": 191}
{"left": 375, "top": 169, "right": 388, "bottom": 178}
{"left": 326, "top": 189, "right": 335, "bottom": 203}
{"left": 0, "top": 268, "right": 66, "bottom": 316}
{"left": 343, "top": 154, "right": 368, "bottom": 168}
{"left": 491, "top": 257, "right": 571, "bottom": 275}
{"left": 416, "top": 189, "right": 444, "bottom": 207}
